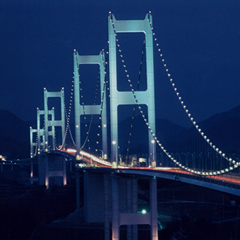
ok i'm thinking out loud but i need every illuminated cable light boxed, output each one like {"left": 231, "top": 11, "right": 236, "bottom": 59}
{"left": 153, "top": 28, "right": 235, "bottom": 170}
{"left": 111, "top": 18, "right": 239, "bottom": 176}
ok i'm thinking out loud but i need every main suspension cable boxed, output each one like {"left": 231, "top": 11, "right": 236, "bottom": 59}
{"left": 95, "top": 46, "right": 109, "bottom": 156}
{"left": 109, "top": 12, "right": 240, "bottom": 176}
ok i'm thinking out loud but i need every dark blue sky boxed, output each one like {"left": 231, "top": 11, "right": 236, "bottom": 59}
{"left": 1, "top": 0, "right": 240, "bottom": 126}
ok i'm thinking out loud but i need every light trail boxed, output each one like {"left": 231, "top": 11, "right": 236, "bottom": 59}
{"left": 62, "top": 149, "right": 240, "bottom": 186}
{"left": 79, "top": 151, "right": 112, "bottom": 167}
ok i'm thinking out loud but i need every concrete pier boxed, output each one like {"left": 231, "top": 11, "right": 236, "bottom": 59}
{"left": 76, "top": 168, "right": 158, "bottom": 240}
{"left": 38, "top": 153, "right": 67, "bottom": 189}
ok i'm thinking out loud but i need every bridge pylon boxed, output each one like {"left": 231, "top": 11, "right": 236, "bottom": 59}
{"left": 108, "top": 13, "right": 156, "bottom": 168}
{"left": 30, "top": 107, "right": 55, "bottom": 157}
{"left": 37, "top": 108, "right": 55, "bottom": 152}
{"left": 30, "top": 126, "right": 37, "bottom": 158}
{"left": 43, "top": 88, "right": 65, "bottom": 151}
{"left": 73, "top": 50, "right": 107, "bottom": 160}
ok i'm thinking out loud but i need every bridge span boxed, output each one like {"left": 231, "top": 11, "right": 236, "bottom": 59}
{"left": 114, "top": 168, "right": 240, "bottom": 197}
{"left": 73, "top": 150, "right": 240, "bottom": 197}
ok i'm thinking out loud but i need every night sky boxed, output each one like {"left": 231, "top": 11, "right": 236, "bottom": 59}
{"left": 1, "top": 0, "right": 240, "bottom": 126}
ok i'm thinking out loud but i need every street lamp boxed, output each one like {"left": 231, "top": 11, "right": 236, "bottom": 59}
{"left": 141, "top": 209, "right": 147, "bottom": 214}
{"left": 45, "top": 141, "right": 48, "bottom": 152}
{"left": 112, "top": 140, "right": 117, "bottom": 167}
{"left": 151, "top": 139, "right": 155, "bottom": 167}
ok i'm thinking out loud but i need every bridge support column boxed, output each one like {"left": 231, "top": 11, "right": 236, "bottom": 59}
{"left": 63, "top": 158, "right": 67, "bottom": 186}
{"left": 127, "top": 180, "right": 132, "bottom": 240}
{"left": 70, "top": 160, "right": 73, "bottom": 172}
{"left": 112, "top": 175, "right": 158, "bottom": 240}
{"left": 76, "top": 171, "right": 81, "bottom": 210}
{"left": 45, "top": 155, "right": 49, "bottom": 189}
{"left": 104, "top": 174, "right": 110, "bottom": 240}
{"left": 30, "top": 158, "right": 34, "bottom": 184}
{"left": 112, "top": 176, "right": 119, "bottom": 240}
{"left": 126, "top": 179, "right": 138, "bottom": 240}
{"left": 132, "top": 179, "right": 138, "bottom": 239}
{"left": 150, "top": 177, "right": 158, "bottom": 240}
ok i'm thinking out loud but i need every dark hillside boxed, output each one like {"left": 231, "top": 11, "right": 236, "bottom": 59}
{"left": 1, "top": 105, "right": 240, "bottom": 159}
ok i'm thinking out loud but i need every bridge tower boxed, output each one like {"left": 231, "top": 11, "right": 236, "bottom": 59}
{"left": 29, "top": 107, "right": 55, "bottom": 157}
{"left": 73, "top": 50, "right": 107, "bottom": 160}
{"left": 108, "top": 13, "right": 156, "bottom": 168}
{"left": 37, "top": 108, "right": 55, "bottom": 152}
{"left": 43, "top": 88, "right": 65, "bottom": 151}
{"left": 30, "top": 127, "right": 37, "bottom": 158}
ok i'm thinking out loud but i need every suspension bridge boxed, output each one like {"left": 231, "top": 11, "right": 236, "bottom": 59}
{"left": 25, "top": 12, "right": 240, "bottom": 240}
{"left": 29, "top": 12, "right": 240, "bottom": 179}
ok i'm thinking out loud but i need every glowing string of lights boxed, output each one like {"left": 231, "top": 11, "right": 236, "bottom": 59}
{"left": 147, "top": 12, "right": 240, "bottom": 174}
{"left": 55, "top": 81, "right": 75, "bottom": 150}
{"left": 34, "top": 128, "right": 38, "bottom": 156}
{"left": 110, "top": 12, "right": 239, "bottom": 176}
{"left": 67, "top": 79, "right": 77, "bottom": 146}
{"left": 60, "top": 78, "right": 76, "bottom": 149}
{"left": 42, "top": 111, "right": 46, "bottom": 152}
{"left": 78, "top": 60, "right": 91, "bottom": 150}
{"left": 81, "top": 71, "right": 101, "bottom": 151}
{"left": 95, "top": 48, "right": 109, "bottom": 156}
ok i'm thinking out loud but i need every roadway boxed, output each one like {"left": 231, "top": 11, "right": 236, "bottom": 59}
{"left": 62, "top": 149, "right": 240, "bottom": 196}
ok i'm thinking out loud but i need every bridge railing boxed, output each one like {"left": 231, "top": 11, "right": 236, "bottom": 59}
{"left": 163, "top": 168, "right": 240, "bottom": 190}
